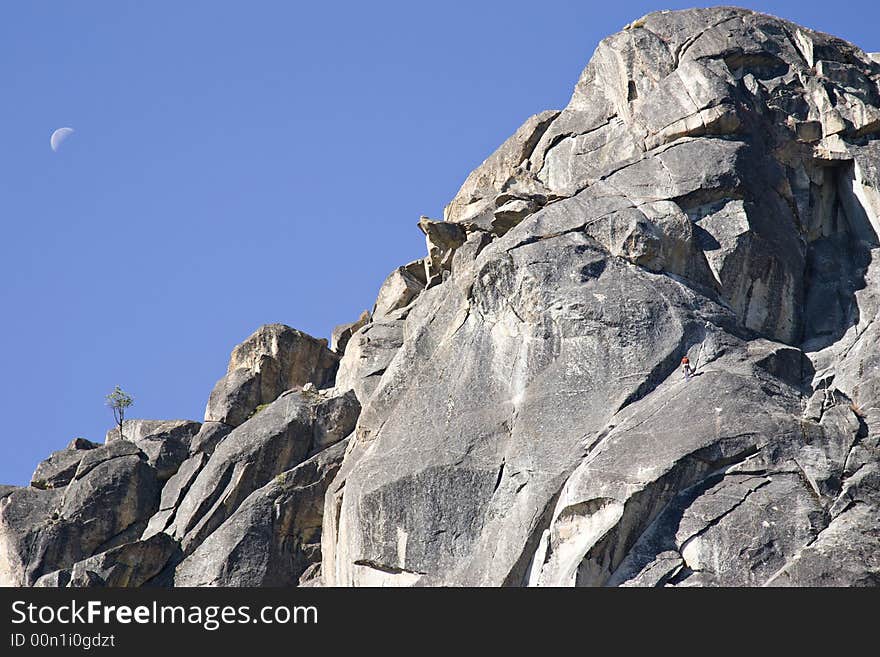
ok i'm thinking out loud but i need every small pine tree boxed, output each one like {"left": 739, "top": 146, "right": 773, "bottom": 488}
{"left": 106, "top": 386, "right": 134, "bottom": 441}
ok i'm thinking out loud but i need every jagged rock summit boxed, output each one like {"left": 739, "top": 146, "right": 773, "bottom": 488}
{"left": 3, "top": 6, "right": 880, "bottom": 587}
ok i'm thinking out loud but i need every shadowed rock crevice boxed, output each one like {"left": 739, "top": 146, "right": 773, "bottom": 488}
{"left": 801, "top": 161, "right": 878, "bottom": 352}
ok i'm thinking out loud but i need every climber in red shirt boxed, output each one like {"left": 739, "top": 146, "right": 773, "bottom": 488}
{"left": 681, "top": 356, "right": 694, "bottom": 380}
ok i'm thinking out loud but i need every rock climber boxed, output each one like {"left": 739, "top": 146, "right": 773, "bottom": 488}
{"left": 681, "top": 356, "right": 694, "bottom": 380}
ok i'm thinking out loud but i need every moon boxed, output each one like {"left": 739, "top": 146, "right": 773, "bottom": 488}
{"left": 50, "top": 127, "right": 74, "bottom": 152}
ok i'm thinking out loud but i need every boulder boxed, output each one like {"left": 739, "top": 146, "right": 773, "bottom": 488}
{"left": 174, "top": 439, "right": 348, "bottom": 586}
{"left": 204, "top": 367, "right": 261, "bottom": 427}
{"left": 444, "top": 110, "right": 559, "bottom": 225}
{"left": 106, "top": 419, "right": 201, "bottom": 480}
{"left": 33, "top": 533, "right": 178, "bottom": 588}
{"left": 30, "top": 438, "right": 100, "bottom": 490}
{"left": 372, "top": 267, "right": 424, "bottom": 320}
{"left": 0, "top": 441, "right": 159, "bottom": 585}
{"left": 331, "top": 310, "right": 371, "bottom": 353}
{"left": 334, "top": 314, "right": 405, "bottom": 404}
{"left": 204, "top": 324, "right": 339, "bottom": 427}
{"left": 417, "top": 217, "right": 467, "bottom": 283}
{"left": 167, "top": 388, "right": 359, "bottom": 556}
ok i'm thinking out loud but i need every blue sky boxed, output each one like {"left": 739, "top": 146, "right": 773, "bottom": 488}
{"left": 1, "top": 1, "right": 878, "bottom": 485}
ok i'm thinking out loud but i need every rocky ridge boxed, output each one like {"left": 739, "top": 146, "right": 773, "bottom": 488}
{"left": 2, "top": 6, "right": 880, "bottom": 586}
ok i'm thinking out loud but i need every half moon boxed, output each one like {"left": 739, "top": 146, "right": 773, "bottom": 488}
{"left": 50, "top": 127, "right": 75, "bottom": 152}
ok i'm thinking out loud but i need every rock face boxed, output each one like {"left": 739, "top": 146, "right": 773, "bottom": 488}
{"left": 34, "top": 534, "right": 178, "bottom": 588}
{"left": 106, "top": 419, "right": 201, "bottom": 481}
{"left": 321, "top": 7, "right": 880, "bottom": 587}
{"left": 444, "top": 110, "right": 560, "bottom": 227}
{"left": 5, "top": 8, "right": 880, "bottom": 587}
{"left": 30, "top": 438, "right": 100, "bottom": 490}
{"left": 334, "top": 312, "right": 406, "bottom": 404}
{"left": 156, "top": 388, "right": 359, "bottom": 556}
{"left": 331, "top": 311, "right": 371, "bottom": 354}
{"left": 372, "top": 267, "right": 425, "bottom": 319}
{"left": 0, "top": 441, "right": 160, "bottom": 586}
{"left": 205, "top": 324, "right": 339, "bottom": 427}
{"left": 173, "top": 439, "right": 349, "bottom": 586}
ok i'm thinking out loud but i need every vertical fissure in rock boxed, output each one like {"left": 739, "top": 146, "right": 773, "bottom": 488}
{"left": 800, "top": 161, "right": 877, "bottom": 353}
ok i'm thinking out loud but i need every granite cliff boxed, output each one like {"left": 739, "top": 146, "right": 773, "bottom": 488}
{"left": 3, "top": 6, "right": 880, "bottom": 587}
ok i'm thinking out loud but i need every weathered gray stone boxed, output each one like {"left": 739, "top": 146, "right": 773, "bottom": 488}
{"left": 204, "top": 367, "right": 262, "bottom": 428}
{"left": 174, "top": 439, "right": 348, "bottom": 586}
{"left": 141, "top": 452, "right": 208, "bottom": 540}
{"left": 764, "top": 503, "right": 880, "bottom": 586}
{"left": 34, "top": 533, "right": 178, "bottom": 588}
{"left": 492, "top": 198, "right": 538, "bottom": 235}
{"left": 331, "top": 310, "right": 371, "bottom": 353}
{"left": 188, "top": 421, "right": 232, "bottom": 455}
{"left": 445, "top": 110, "right": 559, "bottom": 225}
{"left": 31, "top": 570, "right": 70, "bottom": 587}
{"left": 10, "top": 7, "right": 880, "bottom": 589}
{"left": 30, "top": 438, "right": 100, "bottom": 490}
{"left": 372, "top": 267, "right": 424, "bottom": 320}
{"left": 324, "top": 230, "right": 743, "bottom": 585}
{"left": 402, "top": 259, "right": 430, "bottom": 286}
{"left": 205, "top": 324, "right": 339, "bottom": 427}
{"left": 167, "top": 389, "right": 359, "bottom": 556}
{"left": 106, "top": 419, "right": 201, "bottom": 481}
{"left": 531, "top": 354, "right": 818, "bottom": 586}
{"left": 418, "top": 217, "right": 468, "bottom": 283}
{"left": 334, "top": 314, "right": 405, "bottom": 404}
{"left": 320, "top": 8, "right": 880, "bottom": 588}
{"left": 0, "top": 487, "right": 61, "bottom": 586}
{"left": 0, "top": 441, "right": 159, "bottom": 585}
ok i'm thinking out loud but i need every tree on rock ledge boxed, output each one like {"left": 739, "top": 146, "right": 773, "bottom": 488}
{"left": 105, "top": 385, "right": 134, "bottom": 441}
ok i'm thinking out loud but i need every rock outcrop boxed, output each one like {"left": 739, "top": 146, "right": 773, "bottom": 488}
{"left": 0, "top": 441, "right": 160, "bottom": 586}
{"left": 159, "top": 387, "right": 358, "bottom": 556}
{"left": 331, "top": 310, "right": 371, "bottom": 354}
{"left": 34, "top": 534, "right": 178, "bottom": 588}
{"left": 173, "top": 438, "right": 349, "bottom": 586}
{"left": 4, "top": 7, "right": 880, "bottom": 587}
{"left": 205, "top": 324, "right": 339, "bottom": 427}
{"left": 30, "top": 437, "right": 100, "bottom": 490}
{"left": 106, "top": 419, "right": 201, "bottom": 481}
{"left": 321, "top": 7, "right": 880, "bottom": 587}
